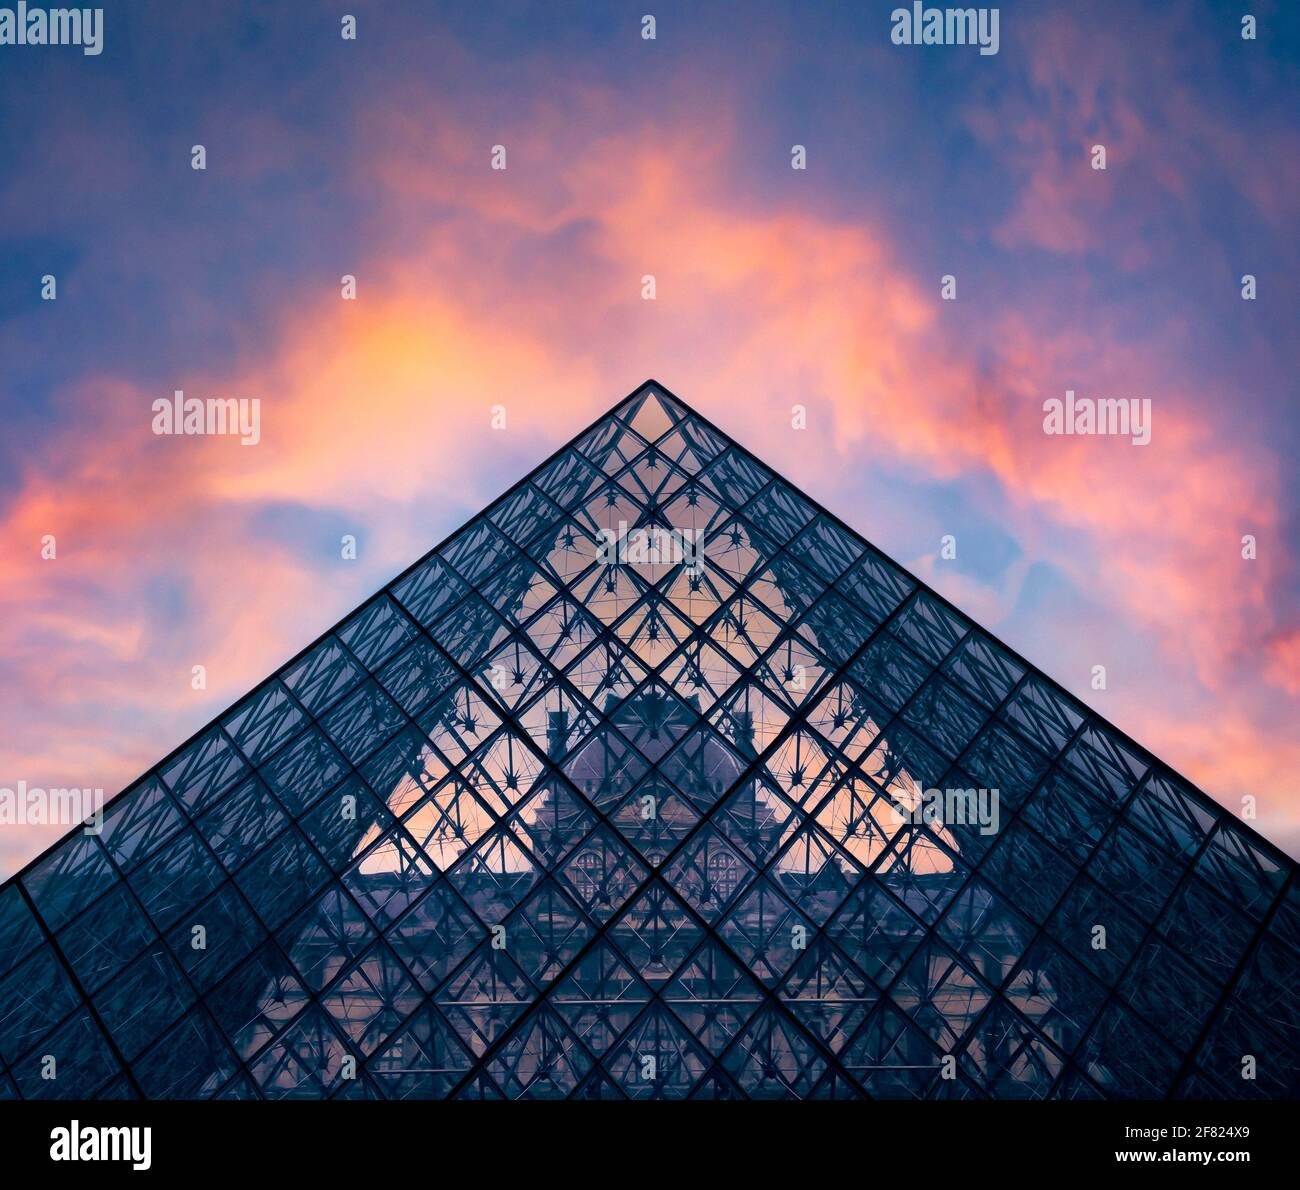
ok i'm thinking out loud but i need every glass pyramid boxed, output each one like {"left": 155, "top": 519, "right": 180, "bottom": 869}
{"left": 2, "top": 382, "right": 1296, "bottom": 1101}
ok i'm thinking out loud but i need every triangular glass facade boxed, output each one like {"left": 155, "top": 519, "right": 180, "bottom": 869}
{"left": 2, "top": 382, "right": 1297, "bottom": 1100}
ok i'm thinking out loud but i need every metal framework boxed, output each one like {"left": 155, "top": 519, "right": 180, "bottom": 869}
{"left": 0, "top": 381, "right": 1296, "bottom": 1099}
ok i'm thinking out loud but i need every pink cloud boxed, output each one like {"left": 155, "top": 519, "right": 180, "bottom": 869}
{"left": 1, "top": 83, "right": 1295, "bottom": 877}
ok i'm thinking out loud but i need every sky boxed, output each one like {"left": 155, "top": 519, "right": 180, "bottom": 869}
{"left": 0, "top": 0, "right": 1296, "bottom": 877}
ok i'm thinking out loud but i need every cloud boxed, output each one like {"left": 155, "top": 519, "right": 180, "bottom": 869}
{"left": 1, "top": 40, "right": 1296, "bottom": 875}
{"left": 1264, "top": 627, "right": 1300, "bottom": 696}
{"left": 971, "top": 4, "right": 1300, "bottom": 259}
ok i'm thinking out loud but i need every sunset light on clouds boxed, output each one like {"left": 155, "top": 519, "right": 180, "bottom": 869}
{"left": 0, "top": 0, "right": 1297, "bottom": 881}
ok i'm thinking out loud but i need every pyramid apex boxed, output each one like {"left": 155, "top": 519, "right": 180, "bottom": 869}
{"left": 604, "top": 381, "right": 694, "bottom": 443}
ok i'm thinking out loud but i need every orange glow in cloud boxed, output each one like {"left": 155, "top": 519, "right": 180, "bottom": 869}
{"left": 1, "top": 90, "right": 1296, "bottom": 873}
{"left": 1264, "top": 629, "right": 1300, "bottom": 698}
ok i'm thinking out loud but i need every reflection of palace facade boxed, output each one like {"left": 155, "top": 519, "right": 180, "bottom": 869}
{"left": 1, "top": 384, "right": 1296, "bottom": 1101}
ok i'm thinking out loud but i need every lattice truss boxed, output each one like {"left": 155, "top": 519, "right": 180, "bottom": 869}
{"left": 1, "top": 384, "right": 1297, "bottom": 1099}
